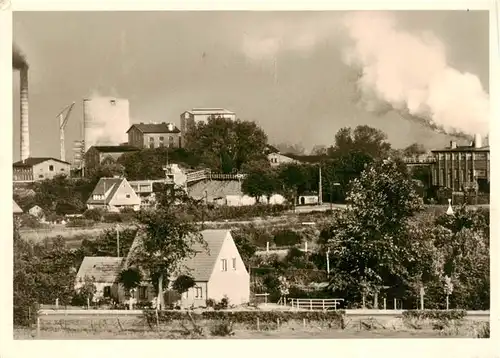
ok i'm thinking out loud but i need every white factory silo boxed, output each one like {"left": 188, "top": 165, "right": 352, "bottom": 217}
{"left": 83, "top": 97, "right": 130, "bottom": 152}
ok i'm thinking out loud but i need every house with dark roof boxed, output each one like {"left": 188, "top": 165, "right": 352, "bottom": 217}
{"left": 13, "top": 157, "right": 71, "bottom": 182}
{"left": 86, "top": 177, "right": 141, "bottom": 212}
{"left": 84, "top": 145, "right": 140, "bottom": 172}
{"left": 127, "top": 122, "right": 182, "bottom": 149}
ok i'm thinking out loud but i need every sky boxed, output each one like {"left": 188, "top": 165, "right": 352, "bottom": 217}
{"left": 12, "top": 10, "right": 489, "bottom": 161}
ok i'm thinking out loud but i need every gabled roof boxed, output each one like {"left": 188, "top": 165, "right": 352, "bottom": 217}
{"left": 127, "top": 123, "right": 180, "bottom": 134}
{"left": 125, "top": 229, "right": 230, "bottom": 282}
{"left": 86, "top": 177, "right": 125, "bottom": 204}
{"left": 89, "top": 145, "right": 140, "bottom": 153}
{"left": 13, "top": 157, "right": 70, "bottom": 167}
{"left": 13, "top": 200, "right": 23, "bottom": 214}
{"left": 183, "top": 229, "right": 229, "bottom": 281}
{"left": 431, "top": 146, "right": 490, "bottom": 153}
{"left": 76, "top": 257, "right": 124, "bottom": 283}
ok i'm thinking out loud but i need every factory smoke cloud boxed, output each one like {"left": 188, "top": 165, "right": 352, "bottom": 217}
{"left": 83, "top": 92, "right": 130, "bottom": 151}
{"left": 13, "top": 44, "right": 29, "bottom": 69}
{"left": 341, "top": 12, "right": 490, "bottom": 137}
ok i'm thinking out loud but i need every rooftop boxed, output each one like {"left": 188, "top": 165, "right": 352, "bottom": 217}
{"left": 90, "top": 145, "right": 140, "bottom": 153}
{"left": 127, "top": 122, "right": 180, "bottom": 134}
{"left": 87, "top": 177, "right": 125, "bottom": 204}
{"left": 13, "top": 157, "right": 71, "bottom": 167}
{"left": 75, "top": 257, "right": 124, "bottom": 283}
{"left": 186, "top": 108, "right": 235, "bottom": 115}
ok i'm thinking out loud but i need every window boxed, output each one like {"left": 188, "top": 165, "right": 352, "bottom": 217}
{"left": 126, "top": 194, "right": 131, "bottom": 198}
{"left": 103, "top": 286, "right": 111, "bottom": 298}
{"left": 232, "top": 258, "right": 236, "bottom": 270}
{"left": 149, "top": 143, "right": 155, "bottom": 149}
{"left": 195, "top": 287, "right": 203, "bottom": 299}
{"left": 49, "top": 165, "right": 54, "bottom": 171}
{"left": 110, "top": 99, "right": 116, "bottom": 105}
{"left": 38, "top": 175, "right": 44, "bottom": 178}
{"left": 159, "top": 136, "right": 164, "bottom": 141}
{"left": 139, "top": 286, "right": 147, "bottom": 299}
{"left": 149, "top": 137, "right": 154, "bottom": 142}
{"left": 220, "top": 259, "right": 228, "bottom": 272}
{"left": 169, "top": 136, "right": 174, "bottom": 145}
{"left": 60, "top": 168, "right": 65, "bottom": 171}
{"left": 159, "top": 142, "right": 164, "bottom": 148}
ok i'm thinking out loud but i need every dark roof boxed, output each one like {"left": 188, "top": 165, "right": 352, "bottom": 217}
{"left": 265, "top": 144, "right": 280, "bottom": 154}
{"left": 283, "top": 153, "right": 328, "bottom": 163}
{"left": 87, "top": 177, "right": 125, "bottom": 204}
{"left": 76, "top": 257, "right": 124, "bottom": 283}
{"left": 125, "top": 229, "right": 231, "bottom": 282}
{"left": 127, "top": 123, "right": 180, "bottom": 134}
{"left": 431, "top": 146, "right": 490, "bottom": 153}
{"left": 90, "top": 145, "right": 140, "bottom": 153}
{"left": 183, "top": 230, "right": 229, "bottom": 281}
{"left": 13, "top": 157, "right": 70, "bottom": 167}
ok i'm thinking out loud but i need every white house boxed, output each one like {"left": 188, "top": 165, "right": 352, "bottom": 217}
{"left": 76, "top": 229, "right": 251, "bottom": 308}
{"left": 86, "top": 177, "right": 141, "bottom": 212}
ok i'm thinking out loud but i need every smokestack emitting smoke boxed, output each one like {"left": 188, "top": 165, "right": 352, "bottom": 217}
{"left": 13, "top": 44, "right": 30, "bottom": 161}
{"left": 341, "top": 12, "right": 489, "bottom": 137}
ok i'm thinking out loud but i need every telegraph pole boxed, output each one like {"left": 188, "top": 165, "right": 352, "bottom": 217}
{"left": 116, "top": 224, "right": 120, "bottom": 258}
{"left": 326, "top": 248, "right": 330, "bottom": 275}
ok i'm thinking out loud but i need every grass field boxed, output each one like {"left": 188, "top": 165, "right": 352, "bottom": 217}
{"left": 14, "top": 312, "right": 489, "bottom": 340}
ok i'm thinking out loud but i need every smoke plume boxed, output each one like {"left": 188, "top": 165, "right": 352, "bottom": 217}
{"left": 84, "top": 94, "right": 130, "bottom": 149}
{"left": 13, "top": 44, "right": 29, "bottom": 70}
{"left": 341, "top": 12, "right": 489, "bottom": 136}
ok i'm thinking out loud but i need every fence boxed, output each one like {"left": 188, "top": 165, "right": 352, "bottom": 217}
{"left": 282, "top": 298, "right": 345, "bottom": 311}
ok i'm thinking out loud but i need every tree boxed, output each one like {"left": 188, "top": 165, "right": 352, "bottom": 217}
{"left": 232, "top": 234, "right": 257, "bottom": 268}
{"left": 277, "top": 163, "right": 309, "bottom": 205}
{"left": 118, "top": 268, "right": 143, "bottom": 309}
{"left": 275, "top": 142, "right": 306, "bottom": 155}
{"left": 328, "top": 125, "right": 391, "bottom": 159}
{"left": 241, "top": 162, "right": 280, "bottom": 203}
{"left": 172, "top": 275, "right": 196, "bottom": 294}
{"left": 403, "top": 143, "right": 428, "bottom": 156}
{"left": 126, "top": 207, "right": 206, "bottom": 310}
{"left": 184, "top": 116, "right": 268, "bottom": 173}
{"left": 323, "top": 159, "right": 424, "bottom": 305}
{"left": 77, "top": 276, "right": 97, "bottom": 305}
{"left": 311, "top": 145, "right": 328, "bottom": 156}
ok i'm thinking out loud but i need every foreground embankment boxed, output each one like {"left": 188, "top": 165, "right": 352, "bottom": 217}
{"left": 14, "top": 309, "right": 490, "bottom": 339}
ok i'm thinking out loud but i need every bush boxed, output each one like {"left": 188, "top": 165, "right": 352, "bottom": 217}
{"left": 273, "top": 229, "right": 303, "bottom": 247}
{"left": 142, "top": 309, "right": 346, "bottom": 327}
{"left": 66, "top": 218, "right": 95, "bottom": 228}
{"left": 402, "top": 309, "right": 467, "bottom": 321}
{"left": 19, "top": 214, "right": 46, "bottom": 229}
{"left": 102, "top": 212, "right": 123, "bottom": 223}
{"left": 210, "top": 319, "right": 235, "bottom": 336}
{"left": 83, "top": 208, "right": 103, "bottom": 222}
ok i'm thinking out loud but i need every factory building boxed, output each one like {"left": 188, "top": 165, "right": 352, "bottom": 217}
{"left": 431, "top": 134, "right": 490, "bottom": 192}
{"left": 84, "top": 145, "right": 140, "bottom": 171}
{"left": 127, "top": 122, "right": 181, "bottom": 149}
{"left": 13, "top": 157, "right": 71, "bottom": 183}
{"left": 180, "top": 108, "right": 236, "bottom": 147}
{"left": 83, "top": 97, "right": 130, "bottom": 152}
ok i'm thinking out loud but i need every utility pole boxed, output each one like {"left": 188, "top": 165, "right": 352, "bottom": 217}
{"left": 116, "top": 225, "right": 120, "bottom": 258}
{"left": 318, "top": 165, "right": 323, "bottom": 206}
{"left": 326, "top": 248, "right": 330, "bottom": 275}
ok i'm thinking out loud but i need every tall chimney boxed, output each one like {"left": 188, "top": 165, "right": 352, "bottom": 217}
{"left": 20, "top": 67, "right": 30, "bottom": 161}
{"left": 474, "top": 133, "right": 482, "bottom": 149}
{"left": 450, "top": 141, "right": 457, "bottom": 149}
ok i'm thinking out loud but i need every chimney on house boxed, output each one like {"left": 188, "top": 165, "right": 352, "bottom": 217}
{"left": 474, "top": 134, "right": 482, "bottom": 149}
{"left": 450, "top": 141, "right": 457, "bottom": 149}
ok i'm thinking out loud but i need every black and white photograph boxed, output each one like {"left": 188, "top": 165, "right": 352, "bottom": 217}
{"left": 4, "top": 5, "right": 494, "bottom": 345}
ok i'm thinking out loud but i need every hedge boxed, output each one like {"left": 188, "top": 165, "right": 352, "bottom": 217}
{"left": 142, "top": 309, "right": 346, "bottom": 327}
{"left": 402, "top": 309, "right": 467, "bottom": 321}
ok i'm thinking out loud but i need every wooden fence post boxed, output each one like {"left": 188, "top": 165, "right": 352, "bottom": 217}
{"left": 383, "top": 298, "right": 387, "bottom": 310}
{"left": 257, "top": 317, "right": 260, "bottom": 331}
{"left": 322, "top": 300, "right": 325, "bottom": 311}
{"left": 394, "top": 298, "right": 397, "bottom": 310}
{"left": 36, "top": 317, "right": 40, "bottom": 338}
{"left": 303, "top": 318, "right": 306, "bottom": 328}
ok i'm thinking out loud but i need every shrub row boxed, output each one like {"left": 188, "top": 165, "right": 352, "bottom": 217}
{"left": 204, "top": 204, "right": 292, "bottom": 221}
{"left": 402, "top": 309, "right": 467, "bottom": 321}
{"left": 142, "top": 309, "right": 346, "bottom": 327}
